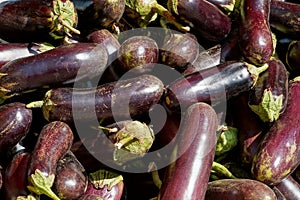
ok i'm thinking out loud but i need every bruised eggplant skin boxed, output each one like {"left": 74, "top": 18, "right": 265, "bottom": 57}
{"left": 27, "top": 121, "right": 74, "bottom": 178}
{"left": 270, "top": 1, "right": 300, "bottom": 38}
{"left": 4, "top": 152, "right": 31, "bottom": 199}
{"left": 239, "top": 0, "right": 274, "bottom": 65}
{"left": 0, "top": 43, "right": 108, "bottom": 100}
{"left": 37, "top": 74, "right": 164, "bottom": 123}
{"left": 251, "top": 77, "right": 300, "bottom": 185}
{"left": 0, "top": 102, "right": 32, "bottom": 156}
{"left": 274, "top": 175, "right": 300, "bottom": 200}
{"left": 205, "top": 179, "right": 277, "bottom": 199}
{"left": 176, "top": 0, "right": 232, "bottom": 42}
{"left": 158, "top": 103, "right": 218, "bottom": 200}
{"left": 164, "top": 61, "right": 257, "bottom": 113}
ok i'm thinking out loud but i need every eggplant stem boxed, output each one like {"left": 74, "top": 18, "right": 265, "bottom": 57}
{"left": 58, "top": 16, "right": 80, "bottom": 35}
{"left": 26, "top": 101, "right": 44, "bottom": 108}
{"left": 0, "top": 73, "right": 8, "bottom": 78}
{"left": 98, "top": 125, "right": 118, "bottom": 133}
{"left": 115, "top": 136, "right": 135, "bottom": 149}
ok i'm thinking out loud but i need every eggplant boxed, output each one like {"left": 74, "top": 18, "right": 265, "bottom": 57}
{"left": 248, "top": 57, "right": 289, "bottom": 122}
{"left": 252, "top": 76, "right": 300, "bottom": 185}
{"left": 54, "top": 151, "right": 88, "bottom": 200}
{"left": 239, "top": 0, "right": 274, "bottom": 65}
{"left": 173, "top": 0, "right": 232, "bottom": 42}
{"left": 163, "top": 61, "right": 268, "bottom": 113}
{"left": 0, "top": 102, "right": 32, "bottom": 157}
{"left": 205, "top": 0, "right": 236, "bottom": 13}
{"left": 158, "top": 102, "right": 218, "bottom": 200}
{"left": 0, "top": 0, "right": 80, "bottom": 43}
{"left": 286, "top": 40, "right": 300, "bottom": 76}
{"left": 205, "top": 179, "right": 277, "bottom": 199}
{"left": 4, "top": 151, "right": 31, "bottom": 199}
{"left": 270, "top": 1, "right": 300, "bottom": 39}
{"left": 27, "top": 74, "right": 164, "bottom": 124}
{"left": 274, "top": 175, "right": 300, "bottom": 200}
{"left": 0, "top": 165, "right": 2, "bottom": 191}
{"left": 0, "top": 42, "right": 108, "bottom": 103}
{"left": 79, "top": 194, "right": 105, "bottom": 200}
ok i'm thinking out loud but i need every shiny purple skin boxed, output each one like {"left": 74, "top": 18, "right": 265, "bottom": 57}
{"left": 205, "top": 179, "right": 277, "bottom": 199}
{"left": 286, "top": 40, "right": 300, "bottom": 76}
{"left": 27, "top": 121, "right": 74, "bottom": 178}
{"left": 4, "top": 152, "right": 31, "bottom": 199}
{"left": 0, "top": 102, "right": 32, "bottom": 156}
{"left": 270, "top": 1, "right": 300, "bottom": 38}
{"left": 117, "top": 36, "right": 159, "bottom": 72}
{"left": 176, "top": 0, "right": 232, "bottom": 42}
{"left": 54, "top": 151, "right": 88, "bottom": 200}
{"left": 158, "top": 103, "right": 218, "bottom": 200}
{"left": 84, "top": 181, "right": 124, "bottom": 200}
{"left": 79, "top": 194, "right": 105, "bottom": 200}
{"left": 251, "top": 77, "right": 300, "bottom": 185}
{"left": 274, "top": 175, "right": 300, "bottom": 200}
{"left": 239, "top": 0, "right": 273, "bottom": 65}
{"left": 0, "top": 43, "right": 108, "bottom": 98}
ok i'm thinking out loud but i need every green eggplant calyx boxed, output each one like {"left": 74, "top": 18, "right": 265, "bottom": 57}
{"left": 215, "top": 125, "right": 238, "bottom": 156}
{"left": 249, "top": 90, "right": 283, "bottom": 123}
{"left": 27, "top": 169, "right": 60, "bottom": 200}
{"left": 41, "top": 90, "right": 54, "bottom": 121}
{"left": 246, "top": 62, "right": 269, "bottom": 87}
{"left": 26, "top": 101, "right": 44, "bottom": 109}
{"left": 292, "top": 76, "right": 300, "bottom": 83}
{"left": 88, "top": 169, "right": 123, "bottom": 190}
{"left": 167, "top": 0, "right": 178, "bottom": 15}
{"left": 16, "top": 195, "right": 38, "bottom": 200}
{"left": 211, "top": 161, "right": 237, "bottom": 179}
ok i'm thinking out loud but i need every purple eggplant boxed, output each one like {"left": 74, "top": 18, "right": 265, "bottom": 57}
{"left": 274, "top": 175, "right": 300, "bottom": 200}
{"left": 286, "top": 40, "right": 300, "bottom": 76}
{"left": 251, "top": 76, "right": 300, "bottom": 185}
{"left": 158, "top": 102, "right": 218, "bottom": 200}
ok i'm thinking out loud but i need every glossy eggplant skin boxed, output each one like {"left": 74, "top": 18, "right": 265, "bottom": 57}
{"left": 38, "top": 74, "right": 164, "bottom": 123}
{"left": 0, "top": 43, "right": 108, "bottom": 101}
{"left": 0, "top": 102, "right": 32, "bottom": 156}
{"left": 176, "top": 0, "right": 232, "bottom": 42}
{"left": 205, "top": 179, "right": 277, "bottom": 200}
{"left": 4, "top": 151, "right": 31, "bottom": 200}
{"left": 270, "top": 1, "right": 300, "bottom": 39}
{"left": 27, "top": 121, "right": 74, "bottom": 178}
{"left": 239, "top": 0, "right": 273, "bottom": 65}
{"left": 54, "top": 151, "right": 88, "bottom": 200}
{"left": 164, "top": 61, "right": 255, "bottom": 113}
{"left": 251, "top": 77, "right": 300, "bottom": 185}
{"left": 79, "top": 194, "right": 105, "bottom": 200}
{"left": 84, "top": 181, "right": 124, "bottom": 200}
{"left": 158, "top": 102, "right": 218, "bottom": 200}
{"left": 274, "top": 175, "right": 300, "bottom": 200}
{"left": 286, "top": 40, "right": 300, "bottom": 76}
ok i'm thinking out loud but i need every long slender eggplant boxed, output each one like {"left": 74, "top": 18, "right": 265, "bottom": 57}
{"left": 286, "top": 40, "right": 300, "bottom": 76}
{"left": 239, "top": 0, "right": 274, "bottom": 65}
{"left": 0, "top": 42, "right": 108, "bottom": 103}
{"left": 172, "top": 0, "right": 232, "bottom": 42}
{"left": 0, "top": 0, "right": 80, "bottom": 43}
{"left": 252, "top": 76, "right": 300, "bottom": 185}
{"left": 4, "top": 151, "right": 31, "bottom": 200}
{"left": 0, "top": 102, "right": 32, "bottom": 157}
{"left": 248, "top": 57, "right": 289, "bottom": 122}
{"left": 274, "top": 175, "right": 300, "bottom": 200}
{"left": 270, "top": 1, "right": 300, "bottom": 39}
{"left": 27, "top": 74, "right": 164, "bottom": 123}
{"left": 158, "top": 102, "right": 218, "bottom": 200}
{"left": 205, "top": 179, "right": 277, "bottom": 199}
{"left": 163, "top": 61, "right": 268, "bottom": 113}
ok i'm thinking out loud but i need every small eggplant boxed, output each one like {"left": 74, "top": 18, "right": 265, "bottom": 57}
{"left": 252, "top": 76, "right": 300, "bottom": 185}
{"left": 238, "top": 0, "right": 274, "bottom": 65}
{"left": 0, "top": 42, "right": 108, "bottom": 103}
{"left": 158, "top": 102, "right": 218, "bottom": 200}
{"left": 0, "top": 102, "right": 32, "bottom": 157}
{"left": 274, "top": 175, "right": 300, "bottom": 200}
{"left": 205, "top": 179, "right": 277, "bottom": 199}
{"left": 248, "top": 57, "right": 289, "bottom": 122}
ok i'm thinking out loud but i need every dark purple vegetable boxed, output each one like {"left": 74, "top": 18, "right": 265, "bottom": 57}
{"left": 274, "top": 175, "right": 300, "bottom": 200}
{"left": 248, "top": 57, "right": 289, "bottom": 122}
{"left": 28, "top": 121, "right": 74, "bottom": 178}
{"left": 160, "top": 33, "right": 199, "bottom": 72}
{"left": 286, "top": 40, "right": 300, "bottom": 76}
{"left": 206, "top": 0, "right": 236, "bottom": 13}
{"left": 4, "top": 151, "right": 31, "bottom": 199}
{"left": 270, "top": 1, "right": 300, "bottom": 39}
{"left": 0, "top": 42, "right": 108, "bottom": 103}
{"left": 27, "top": 74, "right": 164, "bottom": 124}
{"left": 158, "top": 102, "right": 218, "bottom": 200}
{"left": 173, "top": 0, "right": 232, "bottom": 42}
{"left": 205, "top": 179, "right": 277, "bottom": 199}
{"left": 0, "top": 165, "right": 2, "bottom": 191}
{"left": 164, "top": 61, "right": 268, "bottom": 113}
{"left": 54, "top": 151, "right": 88, "bottom": 200}
{"left": 252, "top": 76, "right": 300, "bottom": 185}
{"left": 0, "top": 102, "right": 32, "bottom": 156}
{"left": 239, "top": 0, "right": 274, "bottom": 65}
{"left": 0, "top": 0, "right": 79, "bottom": 43}
{"left": 79, "top": 194, "right": 105, "bottom": 200}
